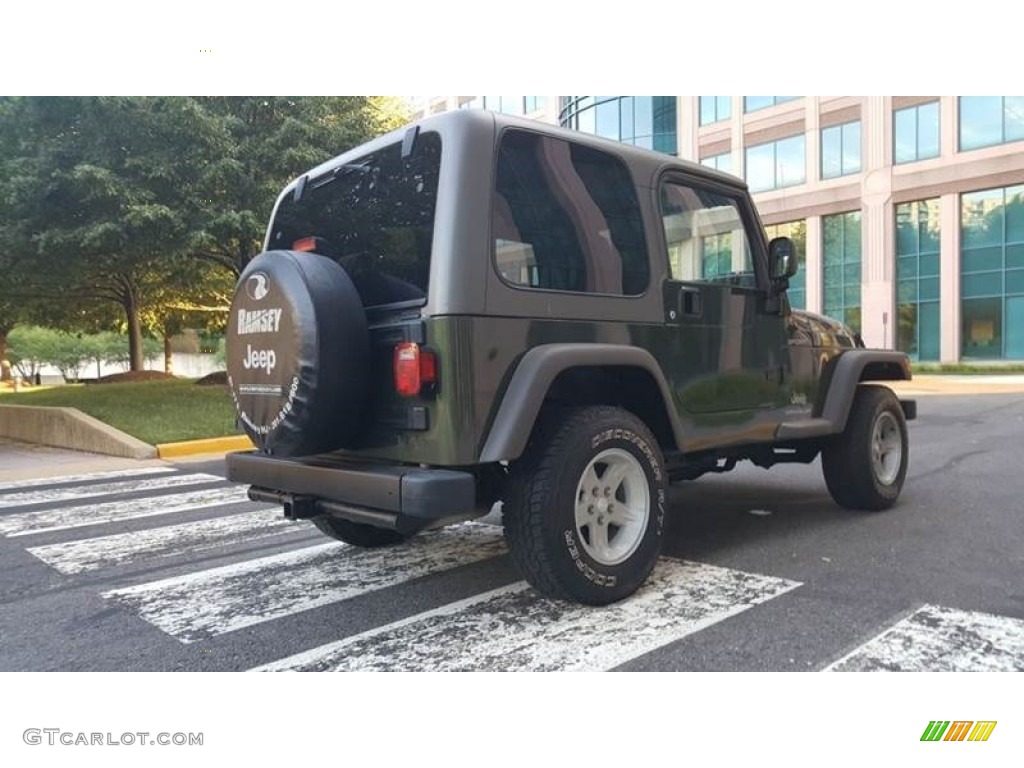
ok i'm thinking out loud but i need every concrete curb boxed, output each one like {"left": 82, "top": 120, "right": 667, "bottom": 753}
{"left": 0, "top": 404, "right": 157, "bottom": 460}
{"left": 889, "top": 375, "right": 1024, "bottom": 396}
{"left": 156, "top": 435, "right": 254, "bottom": 458}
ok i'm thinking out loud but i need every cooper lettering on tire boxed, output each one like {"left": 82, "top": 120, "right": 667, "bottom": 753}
{"left": 226, "top": 250, "right": 370, "bottom": 457}
{"left": 503, "top": 406, "right": 667, "bottom": 605}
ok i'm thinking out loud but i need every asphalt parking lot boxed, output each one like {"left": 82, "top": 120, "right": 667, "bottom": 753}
{"left": 0, "top": 391, "right": 1021, "bottom": 672}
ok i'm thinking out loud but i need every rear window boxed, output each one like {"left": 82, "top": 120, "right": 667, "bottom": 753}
{"left": 492, "top": 129, "right": 649, "bottom": 296}
{"left": 268, "top": 132, "right": 442, "bottom": 308}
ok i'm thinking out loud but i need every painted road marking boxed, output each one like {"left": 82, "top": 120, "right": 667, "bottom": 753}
{"left": 253, "top": 559, "right": 801, "bottom": 672}
{"left": 825, "top": 604, "right": 1024, "bottom": 671}
{"left": 27, "top": 507, "right": 303, "bottom": 575}
{"left": 0, "top": 467, "right": 174, "bottom": 492}
{"left": 0, "top": 472, "right": 225, "bottom": 510}
{"left": 0, "top": 486, "right": 250, "bottom": 537}
{"left": 103, "top": 523, "right": 508, "bottom": 643}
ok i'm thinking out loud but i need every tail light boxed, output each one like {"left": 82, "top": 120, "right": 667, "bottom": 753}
{"left": 394, "top": 343, "right": 437, "bottom": 397}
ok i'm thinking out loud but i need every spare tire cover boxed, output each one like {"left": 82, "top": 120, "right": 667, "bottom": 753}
{"left": 226, "top": 250, "right": 369, "bottom": 457}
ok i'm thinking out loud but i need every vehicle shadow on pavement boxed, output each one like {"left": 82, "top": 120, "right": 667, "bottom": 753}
{"left": 662, "top": 474, "right": 862, "bottom": 561}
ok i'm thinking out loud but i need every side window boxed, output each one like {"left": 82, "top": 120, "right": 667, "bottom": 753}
{"left": 492, "top": 129, "right": 649, "bottom": 295}
{"left": 660, "top": 182, "right": 759, "bottom": 289}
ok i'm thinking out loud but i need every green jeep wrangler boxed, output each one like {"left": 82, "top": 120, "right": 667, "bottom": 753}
{"left": 225, "top": 110, "right": 915, "bottom": 605}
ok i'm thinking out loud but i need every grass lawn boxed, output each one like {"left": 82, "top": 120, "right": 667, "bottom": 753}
{"left": 0, "top": 380, "right": 241, "bottom": 445}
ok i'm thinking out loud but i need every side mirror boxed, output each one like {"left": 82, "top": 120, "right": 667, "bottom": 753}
{"left": 769, "top": 237, "right": 799, "bottom": 281}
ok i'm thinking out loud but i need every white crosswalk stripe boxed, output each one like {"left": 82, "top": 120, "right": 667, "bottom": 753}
{"left": 0, "top": 472, "right": 224, "bottom": 509}
{"left": 825, "top": 604, "right": 1024, "bottom": 672}
{"left": 0, "top": 486, "right": 250, "bottom": 537}
{"left": 18, "top": 473, "right": 1014, "bottom": 674}
{"left": 252, "top": 559, "right": 801, "bottom": 671}
{"left": 26, "top": 508, "right": 305, "bottom": 575}
{"left": 0, "top": 467, "right": 174, "bottom": 492}
{"left": 102, "top": 522, "right": 508, "bottom": 644}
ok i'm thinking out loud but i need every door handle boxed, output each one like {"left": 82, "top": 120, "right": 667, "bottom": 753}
{"left": 679, "top": 287, "right": 702, "bottom": 317}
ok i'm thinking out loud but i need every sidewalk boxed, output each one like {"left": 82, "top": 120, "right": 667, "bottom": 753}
{"left": 889, "top": 374, "right": 1024, "bottom": 396}
{"left": 3, "top": 376, "right": 1021, "bottom": 484}
{"left": 0, "top": 438, "right": 167, "bottom": 484}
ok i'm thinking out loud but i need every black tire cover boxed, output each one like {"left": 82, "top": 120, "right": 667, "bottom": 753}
{"left": 226, "top": 250, "right": 369, "bottom": 456}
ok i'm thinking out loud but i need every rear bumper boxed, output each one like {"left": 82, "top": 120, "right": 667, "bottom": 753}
{"left": 226, "top": 451, "right": 477, "bottom": 532}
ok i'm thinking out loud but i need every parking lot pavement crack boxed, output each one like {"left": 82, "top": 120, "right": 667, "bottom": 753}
{"left": 909, "top": 450, "right": 989, "bottom": 481}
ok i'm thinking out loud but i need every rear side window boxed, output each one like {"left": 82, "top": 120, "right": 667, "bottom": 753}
{"left": 268, "top": 132, "right": 442, "bottom": 308}
{"left": 492, "top": 129, "right": 649, "bottom": 296}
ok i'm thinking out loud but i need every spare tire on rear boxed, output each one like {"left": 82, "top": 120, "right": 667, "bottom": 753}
{"left": 226, "top": 250, "right": 369, "bottom": 457}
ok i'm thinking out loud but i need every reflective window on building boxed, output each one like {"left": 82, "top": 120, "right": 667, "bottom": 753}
{"left": 700, "top": 152, "right": 732, "bottom": 175}
{"left": 744, "top": 96, "right": 800, "bottom": 113}
{"left": 699, "top": 96, "right": 731, "bottom": 125}
{"left": 596, "top": 98, "right": 618, "bottom": 139}
{"left": 633, "top": 96, "right": 653, "bottom": 149}
{"left": 469, "top": 96, "right": 545, "bottom": 115}
{"left": 660, "top": 183, "right": 756, "bottom": 288}
{"left": 823, "top": 211, "right": 862, "bottom": 332}
{"left": 821, "top": 121, "right": 861, "bottom": 179}
{"left": 895, "top": 200, "right": 941, "bottom": 361}
{"left": 764, "top": 220, "right": 807, "bottom": 310}
{"left": 560, "top": 96, "right": 677, "bottom": 156}
{"left": 959, "top": 96, "right": 1024, "bottom": 151}
{"left": 960, "top": 184, "right": 1024, "bottom": 359}
{"left": 500, "top": 96, "right": 524, "bottom": 116}
{"left": 524, "top": 96, "right": 547, "bottom": 113}
{"left": 745, "top": 135, "right": 805, "bottom": 193}
{"left": 651, "top": 97, "right": 677, "bottom": 154}
{"left": 492, "top": 129, "right": 649, "bottom": 296}
{"left": 894, "top": 102, "right": 940, "bottom": 164}
{"left": 577, "top": 103, "right": 596, "bottom": 134}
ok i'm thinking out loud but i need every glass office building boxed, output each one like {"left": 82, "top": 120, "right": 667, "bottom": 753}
{"left": 559, "top": 96, "right": 678, "bottom": 155}
{"left": 411, "top": 95, "right": 1024, "bottom": 361}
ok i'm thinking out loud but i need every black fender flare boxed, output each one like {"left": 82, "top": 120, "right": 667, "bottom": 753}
{"left": 818, "top": 350, "right": 912, "bottom": 431}
{"left": 478, "top": 344, "right": 684, "bottom": 463}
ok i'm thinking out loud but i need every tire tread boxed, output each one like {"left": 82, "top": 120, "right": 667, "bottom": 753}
{"left": 822, "top": 384, "right": 908, "bottom": 511}
{"left": 503, "top": 405, "right": 664, "bottom": 604}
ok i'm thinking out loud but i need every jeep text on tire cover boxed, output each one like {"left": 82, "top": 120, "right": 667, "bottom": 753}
{"left": 225, "top": 110, "right": 915, "bottom": 605}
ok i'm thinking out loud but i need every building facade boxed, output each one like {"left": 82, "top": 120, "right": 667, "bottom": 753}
{"left": 412, "top": 96, "right": 1024, "bottom": 362}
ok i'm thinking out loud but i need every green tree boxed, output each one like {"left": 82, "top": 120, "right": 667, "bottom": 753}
{"left": 0, "top": 299, "right": 22, "bottom": 381}
{"left": 187, "top": 96, "right": 409, "bottom": 276}
{"left": 45, "top": 332, "right": 88, "bottom": 382}
{"left": 0, "top": 96, "right": 409, "bottom": 372}
{"left": 1, "top": 97, "right": 232, "bottom": 370}
{"left": 6, "top": 326, "right": 51, "bottom": 381}
{"left": 79, "top": 330, "right": 148, "bottom": 379}
{"left": 6, "top": 326, "right": 157, "bottom": 382}
{"left": 0, "top": 98, "right": 37, "bottom": 379}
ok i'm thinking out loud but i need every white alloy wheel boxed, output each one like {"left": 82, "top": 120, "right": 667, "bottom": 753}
{"left": 871, "top": 411, "right": 902, "bottom": 486}
{"left": 573, "top": 448, "right": 650, "bottom": 566}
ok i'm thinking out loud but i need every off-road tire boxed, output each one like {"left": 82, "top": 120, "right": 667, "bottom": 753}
{"left": 822, "top": 384, "right": 908, "bottom": 511}
{"left": 503, "top": 406, "right": 667, "bottom": 605}
{"left": 312, "top": 515, "right": 408, "bottom": 548}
